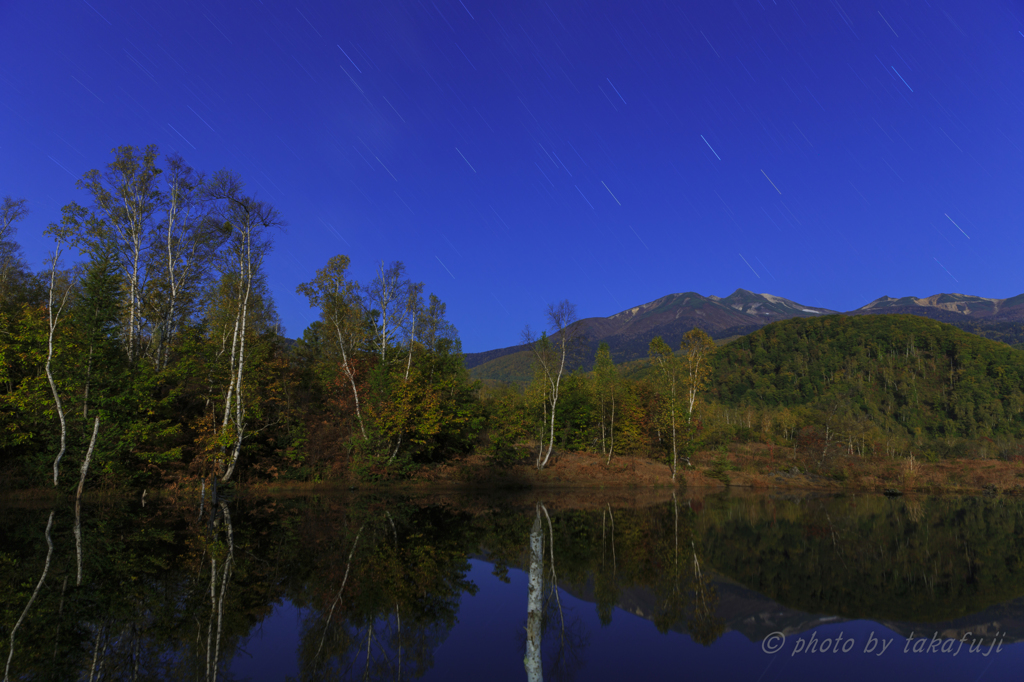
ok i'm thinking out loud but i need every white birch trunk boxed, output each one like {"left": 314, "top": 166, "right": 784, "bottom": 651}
{"left": 76, "top": 416, "right": 100, "bottom": 501}
{"left": 222, "top": 240, "right": 252, "bottom": 483}
{"left": 525, "top": 508, "right": 544, "bottom": 682}
{"left": 128, "top": 237, "right": 140, "bottom": 362}
{"left": 45, "top": 250, "right": 71, "bottom": 487}
{"left": 162, "top": 197, "right": 178, "bottom": 370}
{"left": 335, "top": 326, "right": 366, "bottom": 439}
{"left": 539, "top": 337, "right": 567, "bottom": 469}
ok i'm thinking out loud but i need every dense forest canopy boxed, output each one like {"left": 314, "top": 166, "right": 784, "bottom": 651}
{"left": 713, "top": 315, "right": 1024, "bottom": 439}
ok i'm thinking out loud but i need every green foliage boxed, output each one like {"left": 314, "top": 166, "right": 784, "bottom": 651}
{"left": 707, "top": 455, "right": 739, "bottom": 483}
{"left": 468, "top": 349, "right": 535, "bottom": 385}
{"left": 483, "top": 384, "right": 531, "bottom": 467}
{"left": 713, "top": 315, "right": 1024, "bottom": 441}
{"left": 554, "top": 372, "right": 594, "bottom": 451}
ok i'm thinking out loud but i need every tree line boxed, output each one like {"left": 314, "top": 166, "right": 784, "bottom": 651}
{"left": 479, "top": 312, "right": 1024, "bottom": 475}
{"left": 0, "top": 144, "right": 731, "bottom": 491}
{"left": 6, "top": 145, "right": 1021, "bottom": 493}
{"left": 0, "top": 145, "right": 490, "bottom": 490}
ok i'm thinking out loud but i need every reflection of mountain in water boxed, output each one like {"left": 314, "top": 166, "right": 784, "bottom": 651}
{"left": 563, "top": 574, "right": 1024, "bottom": 644}
{"left": 698, "top": 495, "right": 1024, "bottom": 625}
{"left": 553, "top": 492, "right": 1024, "bottom": 645}
{"left": 5, "top": 490, "right": 1024, "bottom": 680}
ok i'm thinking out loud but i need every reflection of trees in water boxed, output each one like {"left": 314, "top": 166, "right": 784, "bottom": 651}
{"left": 697, "top": 495, "right": 1024, "bottom": 624}
{"left": 687, "top": 538, "right": 724, "bottom": 646}
{"left": 300, "top": 605, "right": 452, "bottom": 680}
{"left": 71, "top": 497, "right": 240, "bottom": 681}
{"left": 296, "top": 508, "right": 477, "bottom": 681}
{"left": 205, "top": 501, "right": 235, "bottom": 681}
{"left": 643, "top": 493, "right": 724, "bottom": 644}
{"left": 4, "top": 512, "right": 53, "bottom": 682}
{"left": 0, "top": 494, "right": 247, "bottom": 681}
{"left": 8, "top": 493, "right": 1024, "bottom": 679}
{"left": 523, "top": 503, "right": 591, "bottom": 682}
{"left": 0, "top": 494, "right": 726, "bottom": 680}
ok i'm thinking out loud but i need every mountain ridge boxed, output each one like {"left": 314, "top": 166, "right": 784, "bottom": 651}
{"left": 465, "top": 288, "right": 1024, "bottom": 374}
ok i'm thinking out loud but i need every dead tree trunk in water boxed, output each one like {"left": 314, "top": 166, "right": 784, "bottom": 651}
{"left": 525, "top": 506, "right": 544, "bottom": 682}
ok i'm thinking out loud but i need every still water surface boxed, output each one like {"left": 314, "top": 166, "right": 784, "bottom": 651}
{"left": 2, "top": 489, "right": 1023, "bottom": 680}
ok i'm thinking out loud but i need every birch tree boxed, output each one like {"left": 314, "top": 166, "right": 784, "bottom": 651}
{"left": 680, "top": 328, "right": 716, "bottom": 422}
{"left": 77, "top": 145, "right": 162, "bottom": 363}
{"left": 206, "top": 171, "right": 284, "bottom": 483}
{"left": 41, "top": 222, "right": 75, "bottom": 486}
{"left": 364, "top": 261, "right": 411, "bottom": 362}
{"left": 649, "top": 336, "right": 683, "bottom": 480}
{"left": 385, "top": 281, "right": 424, "bottom": 465}
{"left": 297, "top": 255, "right": 368, "bottom": 438}
{"left": 678, "top": 328, "right": 716, "bottom": 467}
{"left": 149, "top": 154, "right": 223, "bottom": 369}
{"left": 523, "top": 300, "right": 580, "bottom": 470}
{"left": 0, "top": 196, "right": 28, "bottom": 304}
{"left": 402, "top": 282, "right": 424, "bottom": 381}
{"left": 594, "top": 342, "right": 618, "bottom": 464}
{"left": 416, "top": 293, "right": 458, "bottom": 355}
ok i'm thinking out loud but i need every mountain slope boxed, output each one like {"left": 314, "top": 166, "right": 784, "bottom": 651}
{"left": 855, "top": 292, "right": 1024, "bottom": 319}
{"left": 464, "top": 288, "right": 834, "bottom": 371}
{"left": 712, "top": 314, "right": 1024, "bottom": 439}
{"left": 572, "top": 288, "right": 834, "bottom": 360}
{"left": 465, "top": 289, "right": 1024, "bottom": 382}
{"left": 851, "top": 293, "right": 1024, "bottom": 349}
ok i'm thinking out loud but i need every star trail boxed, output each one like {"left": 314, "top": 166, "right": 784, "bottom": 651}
{"left": 1, "top": 0, "right": 1023, "bottom": 350}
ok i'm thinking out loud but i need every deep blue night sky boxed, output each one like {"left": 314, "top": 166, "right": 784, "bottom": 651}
{"left": 2, "top": 0, "right": 1023, "bottom": 351}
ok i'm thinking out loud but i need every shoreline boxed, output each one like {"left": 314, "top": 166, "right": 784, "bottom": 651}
{"left": 4, "top": 448, "right": 1023, "bottom": 502}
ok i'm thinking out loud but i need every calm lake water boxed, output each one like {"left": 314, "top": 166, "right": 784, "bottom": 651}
{"left": 2, "top": 488, "right": 1023, "bottom": 680}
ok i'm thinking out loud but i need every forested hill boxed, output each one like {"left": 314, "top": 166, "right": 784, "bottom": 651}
{"left": 712, "top": 314, "right": 1024, "bottom": 440}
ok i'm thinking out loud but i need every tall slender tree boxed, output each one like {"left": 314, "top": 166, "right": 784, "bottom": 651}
{"left": 594, "top": 342, "right": 618, "bottom": 464}
{"left": 649, "top": 336, "right": 682, "bottom": 480}
{"left": 150, "top": 154, "right": 223, "bottom": 369}
{"left": 206, "top": 171, "right": 284, "bottom": 483}
{"left": 41, "top": 219, "right": 75, "bottom": 486}
{"left": 297, "top": 255, "right": 368, "bottom": 439}
{"left": 524, "top": 300, "right": 580, "bottom": 470}
{"left": 0, "top": 196, "right": 29, "bottom": 305}
{"left": 680, "top": 328, "right": 716, "bottom": 422}
{"left": 76, "top": 145, "right": 163, "bottom": 362}
{"left": 364, "top": 261, "right": 411, "bottom": 362}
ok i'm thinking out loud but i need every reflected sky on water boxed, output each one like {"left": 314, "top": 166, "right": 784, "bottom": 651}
{"left": 233, "top": 558, "right": 1024, "bottom": 681}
